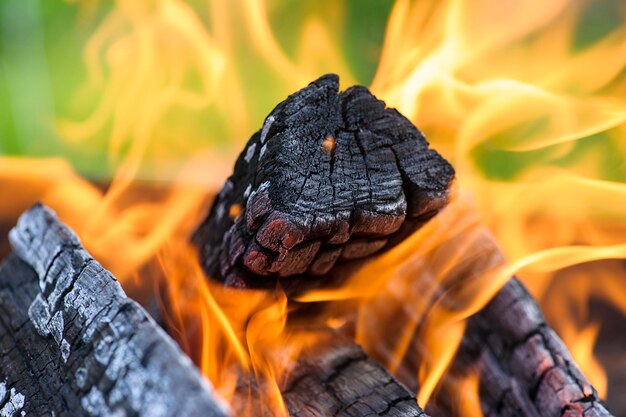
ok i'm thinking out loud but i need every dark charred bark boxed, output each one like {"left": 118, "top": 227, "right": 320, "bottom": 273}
{"left": 433, "top": 278, "right": 613, "bottom": 417}
{"left": 193, "top": 74, "right": 454, "bottom": 290}
{"left": 191, "top": 74, "right": 614, "bottom": 416}
{"left": 0, "top": 204, "right": 227, "bottom": 417}
{"left": 0, "top": 72, "right": 613, "bottom": 417}
{"left": 188, "top": 72, "right": 444, "bottom": 414}
{"left": 283, "top": 333, "right": 428, "bottom": 417}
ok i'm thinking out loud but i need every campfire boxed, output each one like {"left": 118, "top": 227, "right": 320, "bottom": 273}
{"left": 1, "top": 1, "right": 625, "bottom": 416}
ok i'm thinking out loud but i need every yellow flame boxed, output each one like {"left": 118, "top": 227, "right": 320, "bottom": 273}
{"left": 2, "top": 0, "right": 626, "bottom": 414}
{"left": 364, "top": 0, "right": 626, "bottom": 404}
{"left": 455, "top": 373, "right": 483, "bottom": 416}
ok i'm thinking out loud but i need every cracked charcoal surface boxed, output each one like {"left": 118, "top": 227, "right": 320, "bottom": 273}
{"left": 442, "top": 278, "right": 614, "bottom": 417}
{"left": 283, "top": 333, "right": 428, "bottom": 417}
{"left": 0, "top": 204, "right": 227, "bottom": 417}
{"left": 193, "top": 74, "right": 454, "bottom": 289}
{"left": 0, "top": 381, "right": 25, "bottom": 417}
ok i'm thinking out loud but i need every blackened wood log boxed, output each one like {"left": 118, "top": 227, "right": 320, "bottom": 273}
{"left": 0, "top": 204, "right": 228, "bottom": 417}
{"left": 229, "top": 331, "right": 429, "bottom": 417}
{"left": 193, "top": 74, "right": 454, "bottom": 289}
{"left": 188, "top": 72, "right": 610, "bottom": 416}
{"left": 283, "top": 333, "right": 428, "bottom": 417}
{"left": 435, "top": 278, "right": 613, "bottom": 417}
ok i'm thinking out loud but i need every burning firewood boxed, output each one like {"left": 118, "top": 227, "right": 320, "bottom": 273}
{"left": 191, "top": 73, "right": 452, "bottom": 414}
{"left": 193, "top": 74, "right": 454, "bottom": 289}
{"left": 434, "top": 278, "right": 613, "bottom": 417}
{"left": 283, "top": 332, "right": 427, "bottom": 417}
{"left": 0, "top": 74, "right": 615, "bottom": 417}
{"left": 193, "top": 74, "right": 614, "bottom": 417}
{"left": 0, "top": 205, "right": 227, "bottom": 417}
{"left": 229, "top": 330, "right": 429, "bottom": 416}
{"left": 0, "top": 204, "right": 426, "bottom": 417}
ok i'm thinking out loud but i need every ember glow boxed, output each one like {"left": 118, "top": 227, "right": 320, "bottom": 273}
{"left": 1, "top": 0, "right": 626, "bottom": 415}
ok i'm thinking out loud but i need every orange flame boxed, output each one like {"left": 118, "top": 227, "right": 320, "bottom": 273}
{"left": 1, "top": 0, "right": 626, "bottom": 415}
{"left": 369, "top": 0, "right": 626, "bottom": 404}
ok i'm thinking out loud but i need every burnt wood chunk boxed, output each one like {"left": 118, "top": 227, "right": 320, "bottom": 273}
{"left": 0, "top": 204, "right": 227, "bottom": 417}
{"left": 228, "top": 331, "right": 429, "bottom": 417}
{"left": 193, "top": 74, "right": 454, "bottom": 288}
{"left": 283, "top": 333, "right": 429, "bottom": 417}
{"left": 437, "top": 278, "right": 613, "bottom": 417}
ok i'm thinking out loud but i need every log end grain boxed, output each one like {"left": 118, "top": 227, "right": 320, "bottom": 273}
{"left": 193, "top": 74, "right": 454, "bottom": 289}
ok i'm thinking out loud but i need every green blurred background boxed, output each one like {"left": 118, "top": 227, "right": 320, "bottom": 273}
{"left": 1, "top": 0, "right": 625, "bottom": 184}
{"left": 0, "top": 0, "right": 394, "bottom": 180}
{"left": 1, "top": 0, "right": 626, "bottom": 413}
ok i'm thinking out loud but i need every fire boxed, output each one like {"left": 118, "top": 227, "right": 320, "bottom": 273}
{"left": 157, "top": 242, "right": 295, "bottom": 415}
{"left": 367, "top": 0, "right": 626, "bottom": 403}
{"left": 1, "top": 0, "right": 626, "bottom": 415}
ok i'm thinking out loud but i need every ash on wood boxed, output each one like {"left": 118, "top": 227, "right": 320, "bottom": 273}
{"left": 191, "top": 72, "right": 613, "bottom": 416}
{"left": 193, "top": 74, "right": 454, "bottom": 288}
{"left": 283, "top": 333, "right": 428, "bottom": 417}
{"left": 0, "top": 204, "right": 227, "bottom": 417}
{"left": 435, "top": 278, "right": 613, "bottom": 417}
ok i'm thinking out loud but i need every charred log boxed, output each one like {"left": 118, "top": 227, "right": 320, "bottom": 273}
{"left": 436, "top": 278, "right": 613, "bottom": 417}
{"left": 283, "top": 333, "right": 428, "bottom": 417}
{"left": 0, "top": 204, "right": 227, "bottom": 417}
{"left": 188, "top": 73, "right": 446, "bottom": 414}
{"left": 192, "top": 73, "right": 614, "bottom": 416}
{"left": 229, "top": 332, "right": 429, "bottom": 417}
{"left": 193, "top": 74, "right": 454, "bottom": 289}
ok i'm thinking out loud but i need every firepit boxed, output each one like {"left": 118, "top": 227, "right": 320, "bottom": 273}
{"left": 1, "top": 1, "right": 625, "bottom": 416}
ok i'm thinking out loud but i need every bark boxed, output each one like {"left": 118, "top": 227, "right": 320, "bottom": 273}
{"left": 0, "top": 204, "right": 227, "bottom": 417}
{"left": 191, "top": 74, "right": 614, "bottom": 416}
{"left": 193, "top": 74, "right": 454, "bottom": 290}
{"left": 1, "top": 75, "right": 613, "bottom": 417}
{"left": 189, "top": 73, "right": 447, "bottom": 414}
{"left": 283, "top": 333, "right": 428, "bottom": 417}
{"left": 435, "top": 278, "right": 613, "bottom": 417}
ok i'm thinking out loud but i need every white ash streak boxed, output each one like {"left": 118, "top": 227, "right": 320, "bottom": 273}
{"left": 244, "top": 143, "right": 257, "bottom": 163}
{"left": 28, "top": 297, "right": 72, "bottom": 363}
{"left": 215, "top": 203, "right": 225, "bottom": 221}
{"left": 256, "top": 181, "right": 271, "bottom": 195}
{"left": 0, "top": 381, "right": 25, "bottom": 417}
{"left": 27, "top": 294, "right": 51, "bottom": 337}
{"left": 260, "top": 115, "right": 275, "bottom": 144}
{"left": 61, "top": 339, "right": 71, "bottom": 363}
{"left": 81, "top": 387, "right": 112, "bottom": 416}
{"left": 243, "top": 184, "right": 252, "bottom": 200}
{"left": 75, "top": 367, "right": 88, "bottom": 389}
{"left": 219, "top": 180, "right": 233, "bottom": 199}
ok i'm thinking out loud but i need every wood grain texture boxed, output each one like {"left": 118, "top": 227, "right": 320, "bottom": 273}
{"left": 0, "top": 204, "right": 227, "bottom": 417}
{"left": 283, "top": 333, "right": 428, "bottom": 417}
{"left": 434, "top": 278, "right": 613, "bottom": 417}
{"left": 193, "top": 74, "right": 454, "bottom": 289}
